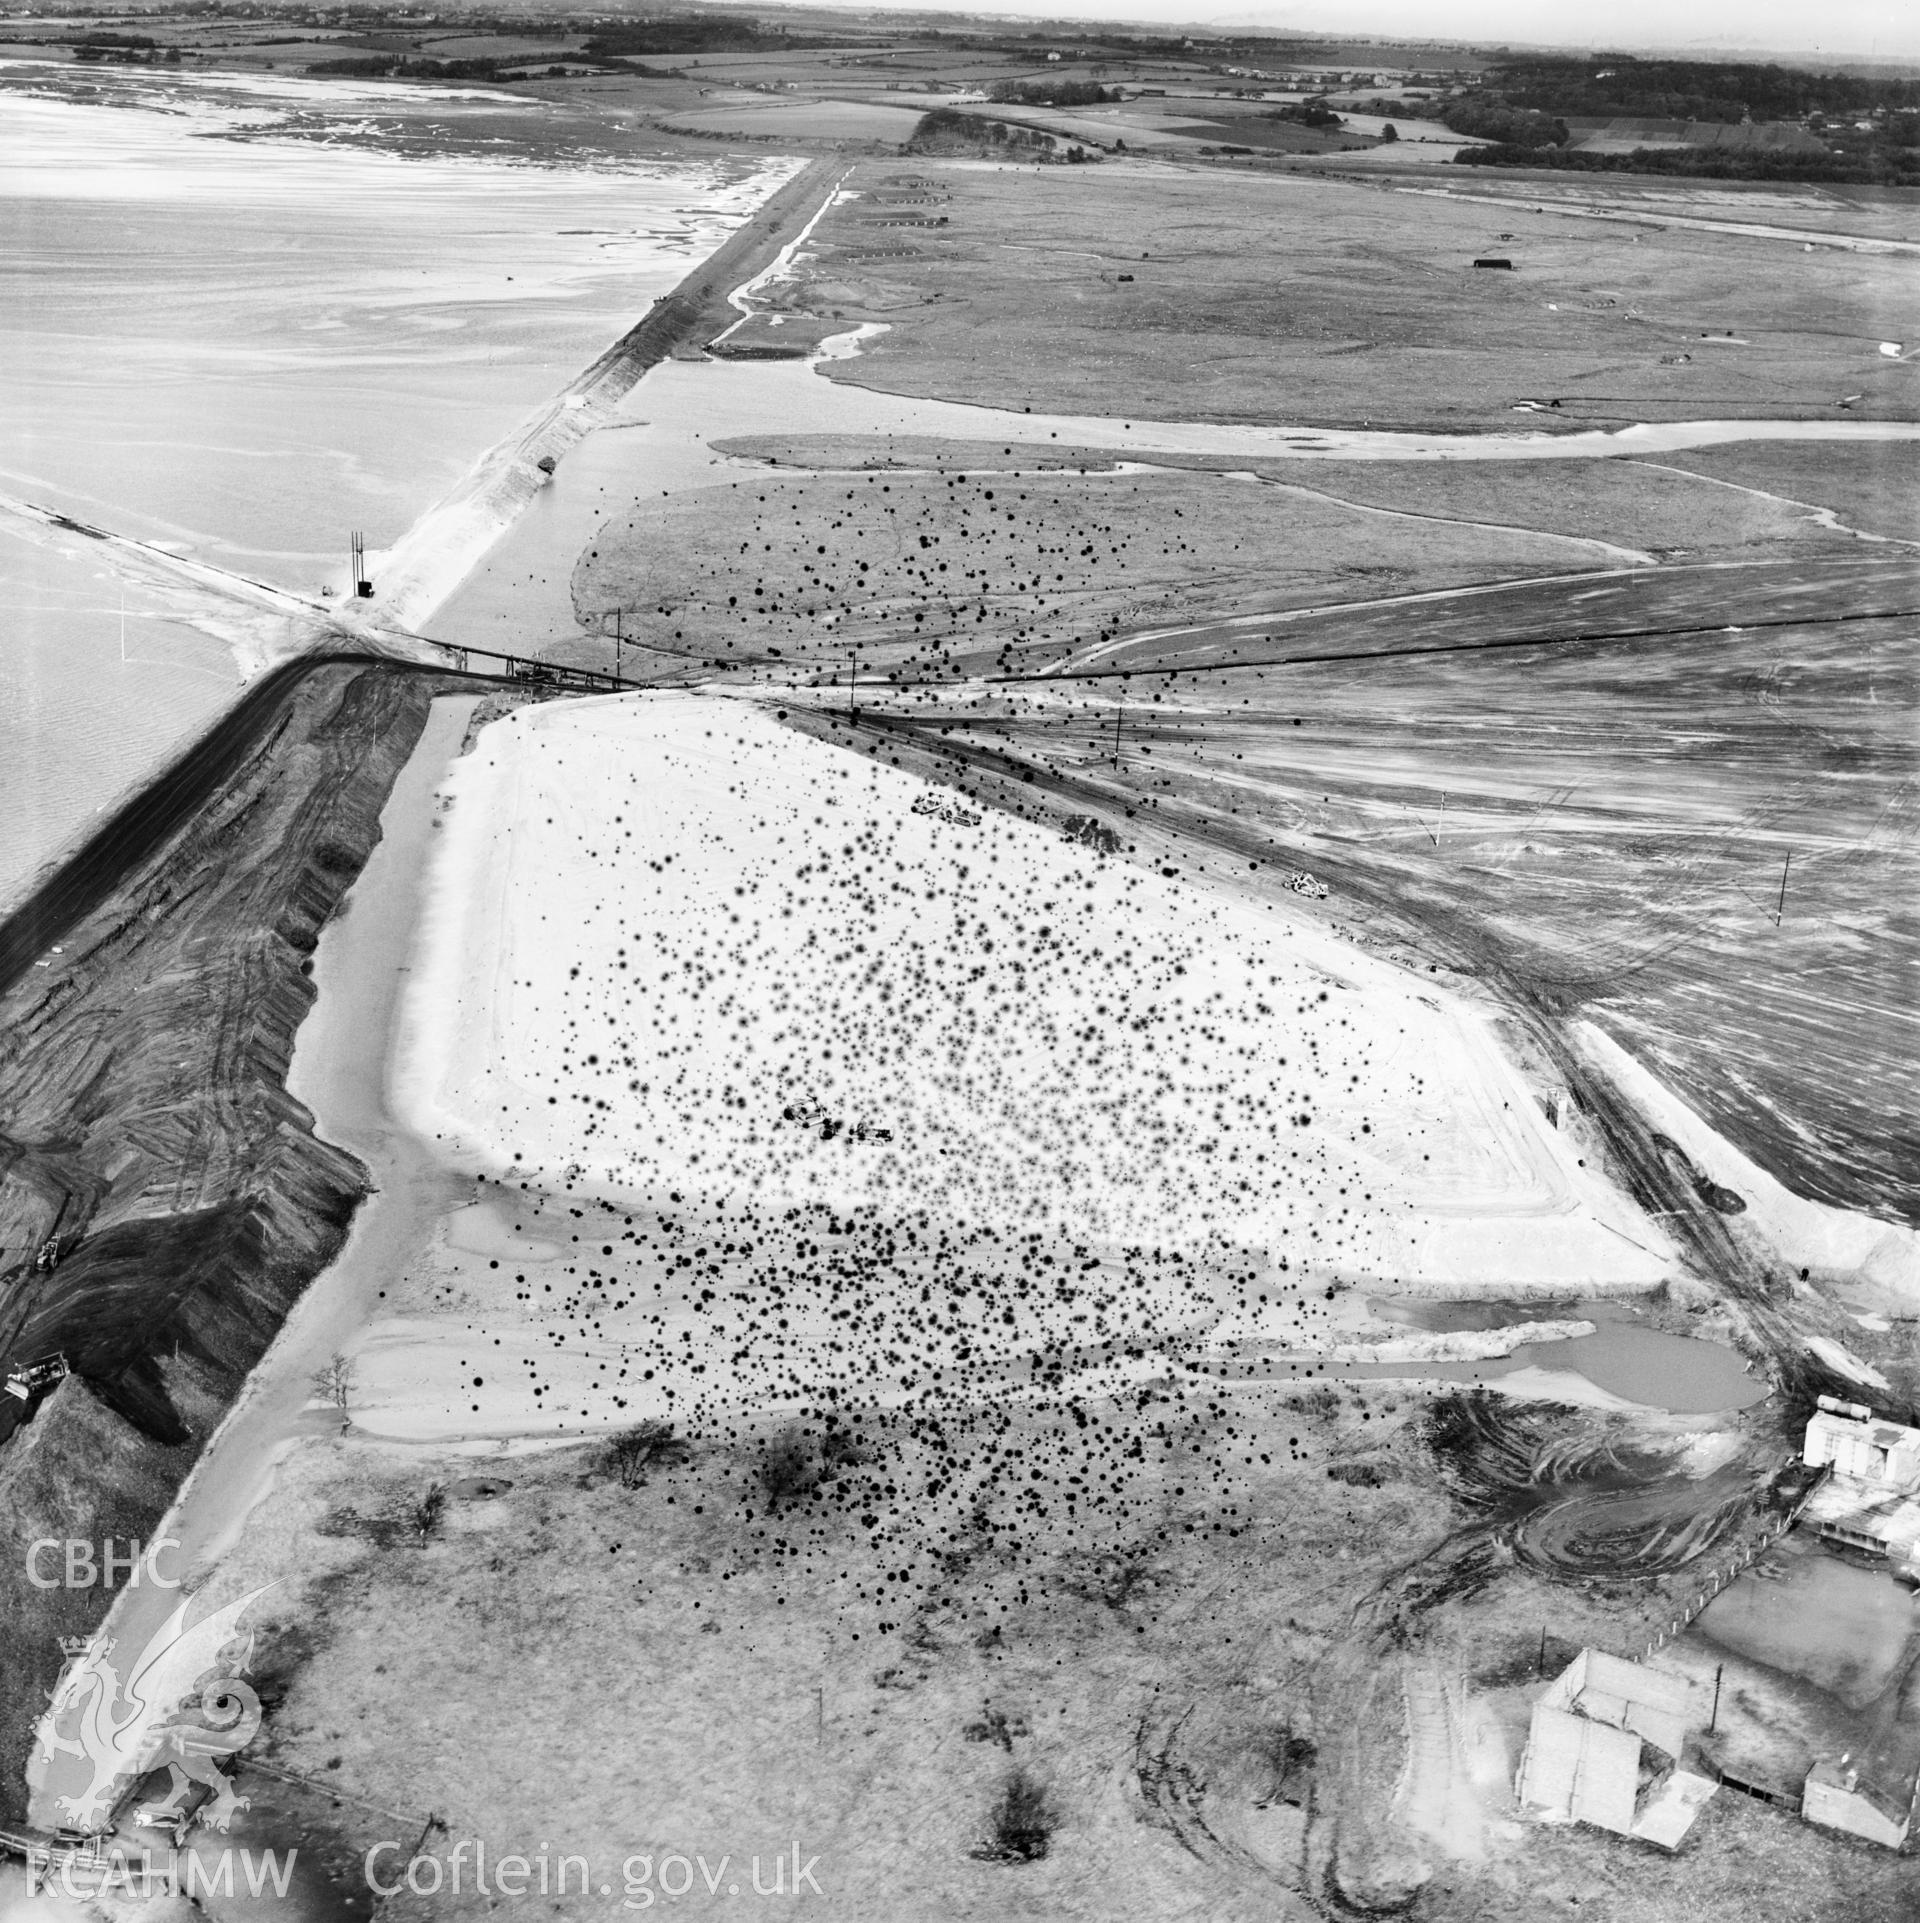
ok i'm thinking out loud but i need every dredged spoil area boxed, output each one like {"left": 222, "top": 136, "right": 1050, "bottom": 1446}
{"left": 357, "top": 693, "right": 1688, "bottom": 1449}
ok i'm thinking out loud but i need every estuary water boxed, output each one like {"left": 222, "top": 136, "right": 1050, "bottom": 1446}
{"left": 0, "top": 72, "right": 790, "bottom": 907}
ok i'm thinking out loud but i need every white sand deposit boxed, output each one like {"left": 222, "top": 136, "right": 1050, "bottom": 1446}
{"left": 398, "top": 695, "right": 1666, "bottom": 1279}
{"left": 1578, "top": 1020, "right": 1920, "bottom": 1313}
{"left": 1319, "top": 1321, "right": 1597, "bottom": 1365}
{"left": 369, "top": 696, "right": 1680, "bottom": 1441}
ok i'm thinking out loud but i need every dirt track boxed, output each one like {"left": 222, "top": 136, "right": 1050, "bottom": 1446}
{"left": 1039, "top": 551, "right": 1920, "bottom": 680}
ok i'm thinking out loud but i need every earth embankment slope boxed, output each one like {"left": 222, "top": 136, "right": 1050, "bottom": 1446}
{"left": 0, "top": 659, "right": 453, "bottom": 1822}
{"left": 0, "top": 649, "right": 414, "bottom": 997}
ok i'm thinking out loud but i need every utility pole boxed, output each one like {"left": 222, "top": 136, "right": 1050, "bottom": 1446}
{"left": 848, "top": 644, "right": 859, "bottom": 725}
{"left": 1775, "top": 851, "right": 1792, "bottom": 927}
{"left": 1709, "top": 1663, "right": 1723, "bottom": 1733}
{"left": 613, "top": 607, "right": 624, "bottom": 684}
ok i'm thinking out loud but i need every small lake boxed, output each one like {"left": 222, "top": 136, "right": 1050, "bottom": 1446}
{"left": 1364, "top": 1293, "right": 1769, "bottom": 1413}
{"left": 1508, "top": 1321, "right": 1769, "bottom": 1413}
{"left": 1205, "top": 1297, "right": 1769, "bottom": 1415}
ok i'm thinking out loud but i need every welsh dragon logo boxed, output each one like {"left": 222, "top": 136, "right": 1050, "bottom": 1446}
{"left": 31, "top": 1584, "right": 273, "bottom": 1836}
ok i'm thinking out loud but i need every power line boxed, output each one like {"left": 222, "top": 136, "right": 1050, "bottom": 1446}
{"left": 993, "top": 602, "right": 1920, "bottom": 687}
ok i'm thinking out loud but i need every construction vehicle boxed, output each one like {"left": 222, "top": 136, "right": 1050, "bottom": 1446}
{"left": 5, "top": 1354, "right": 70, "bottom": 1402}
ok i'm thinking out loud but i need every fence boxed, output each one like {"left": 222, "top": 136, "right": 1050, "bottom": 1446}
{"left": 1638, "top": 1466, "right": 1832, "bottom": 1663}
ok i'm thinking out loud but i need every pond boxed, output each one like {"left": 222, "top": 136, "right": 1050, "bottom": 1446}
{"left": 1698, "top": 1534, "right": 1919, "bottom": 1709}
{"left": 1212, "top": 1298, "right": 1770, "bottom": 1416}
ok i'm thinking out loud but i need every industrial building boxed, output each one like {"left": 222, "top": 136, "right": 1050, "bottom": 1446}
{"left": 1800, "top": 1395, "right": 1920, "bottom": 1579}
{"left": 1515, "top": 1650, "right": 1719, "bottom": 1850}
{"left": 1802, "top": 1756, "right": 1914, "bottom": 1850}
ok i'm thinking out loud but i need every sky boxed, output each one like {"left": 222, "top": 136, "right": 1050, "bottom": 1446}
{"left": 785, "top": 0, "right": 1920, "bottom": 64}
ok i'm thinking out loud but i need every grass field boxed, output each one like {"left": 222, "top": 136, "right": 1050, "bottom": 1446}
{"left": 752, "top": 159, "right": 1920, "bottom": 429}
{"left": 1642, "top": 439, "right": 1920, "bottom": 543}
{"left": 702, "top": 430, "right": 1891, "bottom": 559}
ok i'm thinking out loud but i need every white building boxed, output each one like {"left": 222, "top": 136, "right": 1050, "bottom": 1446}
{"left": 1803, "top": 1757, "right": 1915, "bottom": 1850}
{"left": 1516, "top": 1651, "right": 1718, "bottom": 1850}
{"left": 1803, "top": 1397, "right": 1920, "bottom": 1486}
{"left": 1801, "top": 1397, "right": 1920, "bottom": 1576}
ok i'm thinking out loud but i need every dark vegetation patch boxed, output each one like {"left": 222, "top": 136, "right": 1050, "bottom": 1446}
{"left": 604, "top": 1418, "right": 691, "bottom": 1488}
{"left": 584, "top": 16, "right": 849, "bottom": 59}
{"left": 907, "top": 109, "right": 1062, "bottom": 157}
{"left": 1327, "top": 1458, "right": 1403, "bottom": 1487}
{"left": 1474, "top": 54, "right": 1920, "bottom": 124}
{"left": 1443, "top": 52, "right": 1920, "bottom": 180}
{"left": 319, "top": 1479, "right": 451, "bottom": 1548}
{"left": 971, "top": 1766, "right": 1057, "bottom": 1862}
{"left": 1456, "top": 141, "right": 1920, "bottom": 184}
{"left": 987, "top": 80, "right": 1117, "bottom": 107}
{"left": 1060, "top": 814, "right": 1123, "bottom": 854}
{"left": 962, "top": 1703, "right": 1030, "bottom": 1749}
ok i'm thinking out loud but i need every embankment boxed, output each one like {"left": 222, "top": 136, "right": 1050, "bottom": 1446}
{"left": 371, "top": 155, "right": 845, "bottom": 630}
{"left": 0, "top": 658, "right": 461, "bottom": 1821}
{"left": 0, "top": 650, "right": 408, "bottom": 997}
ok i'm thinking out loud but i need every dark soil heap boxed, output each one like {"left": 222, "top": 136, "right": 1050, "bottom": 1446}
{"left": 0, "top": 661, "right": 443, "bottom": 1819}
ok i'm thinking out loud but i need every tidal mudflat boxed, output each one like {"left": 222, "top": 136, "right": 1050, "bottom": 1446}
{"left": 0, "top": 71, "right": 789, "bottom": 906}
